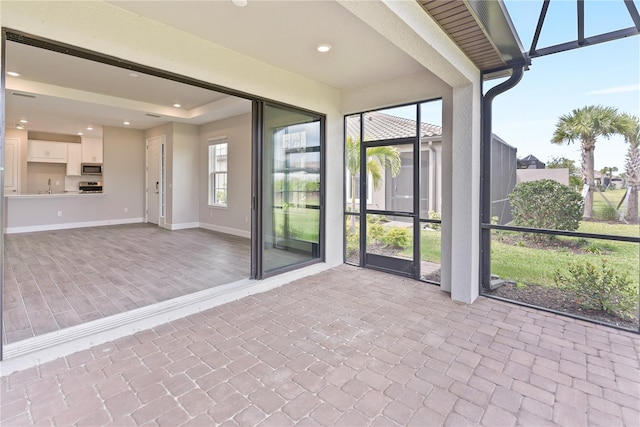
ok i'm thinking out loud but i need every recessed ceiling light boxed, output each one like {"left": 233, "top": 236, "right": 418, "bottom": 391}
{"left": 7, "top": 71, "right": 20, "bottom": 77}
{"left": 316, "top": 44, "right": 332, "bottom": 53}
{"left": 232, "top": 0, "right": 248, "bottom": 7}
{"left": 123, "top": 121, "right": 131, "bottom": 126}
{"left": 77, "top": 132, "right": 84, "bottom": 136}
{"left": 20, "top": 119, "right": 28, "bottom": 124}
{"left": 16, "top": 124, "right": 24, "bottom": 130}
{"left": 128, "top": 72, "right": 139, "bottom": 78}
{"left": 87, "top": 126, "right": 93, "bottom": 130}
{"left": 173, "top": 103, "right": 181, "bottom": 108}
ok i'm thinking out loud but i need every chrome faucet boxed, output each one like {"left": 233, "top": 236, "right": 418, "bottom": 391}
{"left": 47, "top": 178, "right": 52, "bottom": 194}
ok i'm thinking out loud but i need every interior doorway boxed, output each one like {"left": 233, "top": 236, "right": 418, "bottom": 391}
{"left": 146, "top": 135, "right": 166, "bottom": 227}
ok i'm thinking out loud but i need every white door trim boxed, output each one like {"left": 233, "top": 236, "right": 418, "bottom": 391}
{"left": 145, "top": 135, "right": 166, "bottom": 226}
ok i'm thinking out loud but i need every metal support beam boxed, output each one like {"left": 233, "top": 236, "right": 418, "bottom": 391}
{"left": 577, "top": 0, "right": 585, "bottom": 46}
{"left": 625, "top": 0, "right": 640, "bottom": 30}
{"left": 529, "top": 0, "right": 640, "bottom": 59}
{"left": 529, "top": 0, "right": 550, "bottom": 57}
{"left": 531, "top": 27, "right": 640, "bottom": 58}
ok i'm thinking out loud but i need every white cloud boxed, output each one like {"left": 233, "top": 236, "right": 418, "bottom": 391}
{"left": 587, "top": 84, "right": 640, "bottom": 95}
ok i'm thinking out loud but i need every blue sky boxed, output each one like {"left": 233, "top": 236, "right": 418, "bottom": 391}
{"left": 492, "top": 0, "right": 640, "bottom": 172}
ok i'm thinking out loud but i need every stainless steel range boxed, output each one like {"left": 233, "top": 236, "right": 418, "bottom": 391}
{"left": 78, "top": 181, "right": 103, "bottom": 193}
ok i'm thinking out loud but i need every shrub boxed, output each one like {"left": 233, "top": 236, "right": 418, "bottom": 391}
{"left": 554, "top": 258, "right": 638, "bottom": 319}
{"left": 509, "top": 179, "right": 583, "bottom": 233}
{"left": 367, "top": 214, "right": 387, "bottom": 224}
{"left": 346, "top": 231, "right": 360, "bottom": 258}
{"left": 368, "top": 223, "right": 385, "bottom": 241}
{"left": 381, "top": 227, "right": 410, "bottom": 248}
{"left": 582, "top": 241, "right": 614, "bottom": 255}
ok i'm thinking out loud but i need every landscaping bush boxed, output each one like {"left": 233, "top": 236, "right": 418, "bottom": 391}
{"left": 346, "top": 230, "right": 359, "bottom": 259}
{"left": 381, "top": 227, "right": 410, "bottom": 248}
{"left": 509, "top": 179, "right": 583, "bottom": 232}
{"left": 368, "top": 223, "right": 385, "bottom": 241}
{"left": 554, "top": 258, "right": 638, "bottom": 319}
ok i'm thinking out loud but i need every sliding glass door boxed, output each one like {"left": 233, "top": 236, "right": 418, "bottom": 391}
{"left": 253, "top": 102, "right": 324, "bottom": 278}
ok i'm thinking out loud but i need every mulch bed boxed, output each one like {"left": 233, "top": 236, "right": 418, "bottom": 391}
{"left": 485, "top": 280, "right": 639, "bottom": 331}
{"left": 486, "top": 233, "right": 639, "bottom": 331}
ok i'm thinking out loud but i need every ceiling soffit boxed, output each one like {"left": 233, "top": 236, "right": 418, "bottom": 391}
{"left": 418, "top": 0, "right": 526, "bottom": 74}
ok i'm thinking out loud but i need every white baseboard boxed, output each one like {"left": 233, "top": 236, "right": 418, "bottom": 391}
{"left": 167, "top": 222, "right": 200, "bottom": 231}
{"left": 0, "top": 262, "right": 332, "bottom": 374}
{"left": 199, "top": 222, "right": 251, "bottom": 239}
{"left": 4, "top": 217, "right": 144, "bottom": 234}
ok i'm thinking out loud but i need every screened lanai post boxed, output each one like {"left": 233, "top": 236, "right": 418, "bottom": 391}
{"left": 480, "top": 66, "right": 525, "bottom": 290}
{"left": 0, "top": 30, "right": 6, "bottom": 361}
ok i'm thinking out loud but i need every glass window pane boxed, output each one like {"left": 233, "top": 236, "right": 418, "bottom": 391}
{"left": 366, "top": 144, "right": 412, "bottom": 213}
{"left": 365, "top": 214, "right": 413, "bottom": 260}
{"left": 208, "top": 141, "right": 228, "bottom": 206}
{"left": 420, "top": 99, "right": 442, "bottom": 139}
{"left": 420, "top": 221, "right": 441, "bottom": 284}
{"left": 363, "top": 105, "right": 417, "bottom": 142}
{"left": 345, "top": 214, "right": 360, "bottom": 265}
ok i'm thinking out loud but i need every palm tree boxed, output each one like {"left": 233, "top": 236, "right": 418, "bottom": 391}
{"left": 551, "top": 105, "right": 622, "bottom": 219}
{"left": 619, "top": 114, "right": 640, "bottom": 222}
{"left": 346, "top": 136, "right": 401, "bottom": 232}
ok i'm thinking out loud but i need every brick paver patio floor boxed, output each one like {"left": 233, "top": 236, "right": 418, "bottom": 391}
{"left": 1, "top": 265, "right": 639, "bottom": 426}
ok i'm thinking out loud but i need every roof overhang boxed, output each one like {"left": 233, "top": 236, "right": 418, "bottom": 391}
{"left": 418, "top": 0, "right": 529, "bottom": 79}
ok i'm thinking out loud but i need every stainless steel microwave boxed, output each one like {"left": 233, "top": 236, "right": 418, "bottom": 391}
{"left": 81, "top": 163, "right": 103, "bottom": 175}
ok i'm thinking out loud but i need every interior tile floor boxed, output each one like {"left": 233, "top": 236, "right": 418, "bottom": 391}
{"left": 1, "top": 265, "right": 638, "bottom": 426}
{"left": 3, "top": 224, "right": 250, "bottom": 344}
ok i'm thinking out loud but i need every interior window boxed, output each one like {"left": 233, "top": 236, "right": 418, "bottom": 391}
{"left": 208, "top": 140, "right": 228, "bottom": 206}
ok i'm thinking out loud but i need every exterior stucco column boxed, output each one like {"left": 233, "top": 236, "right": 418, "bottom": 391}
{"left": 448, "top": 82, "right": 481, "bottom": 303}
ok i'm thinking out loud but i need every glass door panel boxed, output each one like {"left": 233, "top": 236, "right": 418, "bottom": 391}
{"left": 262, "top": 104, "right": 322, "bottom": 275}
{"left": 364, "top": 142, "right": 416, "bottom": 275}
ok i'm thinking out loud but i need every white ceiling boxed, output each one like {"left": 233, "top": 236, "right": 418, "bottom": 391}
{"left": 5, "top": 0, "right": 426, "bottom": 139}
{"left": 109, "top": 0, "right": 424, "bottom": 89}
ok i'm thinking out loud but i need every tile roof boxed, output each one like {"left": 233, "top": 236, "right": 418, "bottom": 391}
{"left": 346, "top": 111, "right": 442, "bottom": 141}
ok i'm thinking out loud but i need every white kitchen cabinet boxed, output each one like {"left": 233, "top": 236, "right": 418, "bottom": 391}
{"left": 66, "top": 143, "right": 82, "bottom": 176}
{"left": 82, "top": 138, "right": 103, "bottom": 163}
{"left": 4, "top": 138, "right": 19, "bottom": 194}
{"left": 27, "top": 140, "right": 68, "bottom": 163}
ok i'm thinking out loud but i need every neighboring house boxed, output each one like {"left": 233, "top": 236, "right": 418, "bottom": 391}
{"left": 345, "top": 112, "right": 516, "bottom": 224}
{"left": 517, "top": 154, "right": 546, "bottom": 169}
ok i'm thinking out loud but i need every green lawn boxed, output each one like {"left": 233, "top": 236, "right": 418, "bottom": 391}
{"left": 395, "top": 221, "right": 638, "bottom": 289}
{"left": 274, "top": 208, "right": 320, "bottom": 242}
{"left": 593, "top": 188, "right": 637, "bottom": 220}
{"left": 491, "top": 221, "right": 638, "bottom": 288}
{"left": 397, "top": 228, "right": 443, "bottom": 263}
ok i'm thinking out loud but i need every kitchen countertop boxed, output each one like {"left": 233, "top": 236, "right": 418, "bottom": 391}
{"left": 5, "top": 192, "right": 105, "bottom": 198}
